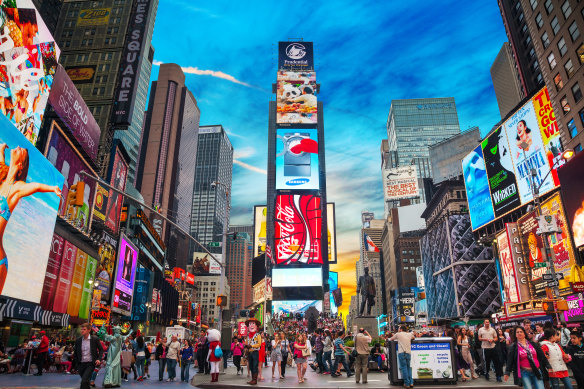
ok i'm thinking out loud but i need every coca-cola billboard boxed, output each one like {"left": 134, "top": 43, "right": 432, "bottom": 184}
{"left": 275, "top": 194, "right": 322, "bottom": 265}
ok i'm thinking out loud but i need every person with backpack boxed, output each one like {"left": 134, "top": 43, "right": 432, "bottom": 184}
{"left": 206, "top": 329, "right": 222, "bottom": 383}
{"left": 560, "top": 324, "right": 571, "bottom": 348}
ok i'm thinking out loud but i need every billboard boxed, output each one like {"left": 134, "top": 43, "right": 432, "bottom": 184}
{"left": 128, "top": 265, "right": 151, "bottom": 321}
{"left": 0, "top": 7, "right": 59, "bottom": 146}
{"left": 276, "top": 71, "right": 317, "bottom": 125}
{"left": 76, "top": 8, "right": 111, "bottom": 26}
{"left": 48, "top": 65, "right": 100, "bottom": 161}
{"left": 105, "top": 145, "right": 128, "bottom": 234}
{"left": 192, "top": 252, "right": 221, "bottom": 275}
{"left": 0, "top": 114, "right": 63, "bottom": 302}
{"left": 94, "top": 232, "right": 117, "bottom": 303}
{"left": 40, "top": 234, "right": 65, "bottom": 311}
{"left": 274, "top": 194, "right": 322, "bottom": 265}
{"left": 93, "top": 184, "right": 108, "bottom": 222}
{"left": 558, "top": 151, "right": 584, "bottom": 249}
{"left": 46, "top": 122, "right": 95, "bottom": 230}
{"left": 272, "top": 299, "right": 322, "bottom": 315}
{"left": 462, "top": 145, "right": 496, "bottom": 230}
{"left": 65, "top": 66, "right": 96, "bottom": 84}
{"left": 278, "top": 41, "right": 314, "bottom": 71}
{"left": 327, "top": 203, "right": 337, "bottom": 264}
{"left": 481, "top": 127, "right": 521, "bottom": 217}
{"left": 505, "top": 223, "right": 532, "bottom": 302}
{"left": 497, "top": 231, "right": 520, "bottom": 303}
{"left": 382, "top": 165, "right": 419, "bottom": 201}
{"left": 518, "top": 211, "right": 548, "bottom": 297}
{"left": 275, "top": 128, "right": 319, "bottom": 190}
{"left": 253, "top": 205, "right": 267, "bottom": 257}
{"left": 112, "top": 234, "right": 138, "bottom": 316}
{"left": 272, "top": 267, "right": 322, "bottom": 287}
{"left": 328, "top": 271, "right": 338, "bottom": 315}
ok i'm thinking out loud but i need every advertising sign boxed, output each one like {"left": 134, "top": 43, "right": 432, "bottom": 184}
{"left": 192, "top": 252, "right": 221, "bottom": 275}
{"left": 48, "top": 65, "right": 100, "bottom": 160}
{"left": 39, "top": 234, "right": 63, "bottom": 311}
{"left": 66, "top": 248, "right": 88, "bottom": 317}
{"left": 105, "top": 146, "right": 128, "bottom": 234}
{"left": 112, "top": 234, "right": 138, "bottom": 316}
{"left": 481, "top": 128, "right": 521, "bottom": 217}
{"left": 94, "top": 232, "right": 117, "bottom": 303}
{"left": 76, "top": 8, "right": 111, "bottom": 26}
{"left": 93, "top": 184, "right": 108, "bottom": 222}
{"left": 276, "top": 71, "right": 317, "bottom": 124}
{"left": 382, "top": 165, "right": 419, "bottom": 201}
{"left": 327, "top": 203, "right": 337, "bottom": 264}
{"left": 332, "top": 288, "right": 342, "bottom": 307}
{"left": 129, "top": 265, "right": 151, "bottom": 321}
{"left": 52, "top": 240, "right": 77, "bottom": 313}
{"left": 272, "top": 300, "right": 322, "bottom": 315}
{"left": 0, "top": 7, "right": 59, "bottom": 146}
{"left": 90, "top": 305, "right": 110, "bottom": 327}
{"left": 396, "top": 341, "right": 454, "bottom": 380}
{"left": 253, "top": 205, "right": 266, "bottom": 257}
{"left": 65, "top": 66, "right": 96, "bottom": 84}
{"left": 0, "top": 114, "right": 63, "bottom": 302}
{"left": 532, "top": 88, "right": 564, "bottom": 180}
{"left": 506, "top": 223, "right": 532, "bottom": 302}
{"left": 278, "top": 41, "right": 314, "bottom": 71}
{"left": 274, "top": 194, "right": 322, "bottom": 265}
{"left": 272, "top": 268, "right": 322, "bottom": 287}
{"left": 78, "top": 255, "right": 97, "bottom": 320}
{"left": 564, "top": 294, "right": 584, "bottom": 323}
{"left": 558, "top": 151, "right": 584, "bottom": 249}
{"left": 237, "top": 321, "right": 248, "bottom": 337}
{"left": 275, "top": 128, "right": 319, "bottom": 190}
{"left": 112, "top": 0, "right": 154, "bottom": 125}
{"left": 462, "top": 145, "right": 496, "bottom": 230}
{"left": 46, "top": 122, "right": 95, "bottom": 230}
{"left": 518, "top": 211, "right": 548, "bottom": 297}
{"left": 497, "top": 231, "right": 520, "bottom": 303}
{"left": 328, "top": 271, "right": 338, "bottom": 315}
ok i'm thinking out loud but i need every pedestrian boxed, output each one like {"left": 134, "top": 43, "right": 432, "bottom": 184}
{"left": 458, "top": 328, "right": 479, "bottom": 379}
{"left": 34, "top": 330, "right": 49, "bottom": 376}
{"left": 258, "top": 332, "right": 266, "bottom": 382}
{"left": 293, "top": 333, "right": 309, "bottom": 383}
{"left": 166, "top": 335, "right": 180, "bottom": 382}
{"left": 270, "top": 332, "right": 282, "bottom": 380}
{"left": 497, "top": 328, "right": 508, "bottom": 370}
{"left": 134, "top": 336, "right": 146, "bottom": 381}
{"left": 535, "top": 324, "right": 545, "bottom": 342}
{"left": 322, "top": 329, "right": 333, "bottom": 375}
{"left": 354, "top": 328, "right": 372, "bottom": 384}
{"left": 523, "top": 319, "right": 536, "bottom": 342}
{"left": 206, "top": 329, "right": 222, "bottom": 383}
{"left": 540, "top": 328, "right": 573, "bottom": 389}
{"left": 245, "top": 317, "right": 262, "bottom": 385}
{"left": 231, "top": 336, "right": 244, "bottom": 375}
{"left": 196, "top": 330, "right": 207, "bottom": 374}
{"left": 73, "top": 323, "right": 104, "bottom": 389}
{"left": 566, "top": 330, "right": 584, "bottom": 389}
{"left": 332, "top": 330, "right": 353, "bottom": 379}
{"left": 313, "top": 329, "right": 324, "bottom": 374}
{"left": 155, "top": 337, "right": 168, "bottom": 382}
{"left": 504, "top": 326, "right": 549, "bottom": 389}
{"left": 478, "top": 319, "right": 503, "bottom": 382}
{"left": 370, "top": 343, "right": 385, "bottom": 372}
{"left": 144, "top": 342, "right": 152, "bottom": 379}
{"left": 560, "top": 323, "right": 571, "bottom": 348}
{"left": 280, "top": 332, "right": 291, "bottom": 379}
{"left": 180, "top": 339, "right": 194, "bottom": 383}
{"left": 390, "top": 325, "right": 415, "bottom": 389}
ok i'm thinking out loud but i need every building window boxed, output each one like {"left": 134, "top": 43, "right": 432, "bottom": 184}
{"left": 91, "top": 106, "right": 102, "bottom": 116}
{"left": 530, "top": 48, "right": 536, "bottom": 58}
{"left": 92, "top": 87, "right": 105, "bottom": 96}
{"left": 537, "top": 73, "right": 544, "bottom": 84}
{"left": 532, "top": 60, "right": 540, "bottom": 71}
{"left": 536, "top": 13, "right": 544, "bottom": 28}
{"left": 545, "top": 0, "right": 553, "bottom": 14}
{"left": 76, "top": 54, "right": 89, "bottom": 62}
{"left": 518, "top": 12, "right": 524, "bottom": 23}
{"left": 565, "top": 59, "right": 575, "bottom": 78}
{"left": 530, "top": 0, "right": 538, "bottom": 9}
{"left": 84, "top": 28, "right": 96, "bottom": 36}
{"left": 561, "top": 96, "right": 571, "bottom": 113}
{"left": 98, "top": 63, "right": 110, "bottom": 72}
{"left": 578, "top": 44, "right": 584, "bottom": 64}
{"left": 542, "top": 31, "right": 550, "bottom": 48}
{"left": 95, "top": 75, "right": 108, "bottom": 83}
{"left": 101, "top": 52, "right": 113, "bottom": 61}
{"left": 107, "top": 27, "right": 119, "bottom": 34}
{"left": 402, "top": 258, "right": 408, "bottom": 263}
{"left": 569, "top": 21, "right": 580, "bottom": 41}
{"left": 561, "top": 0, "right": 572, "bottom": 18}
{"left": 558, "top": 37, "right": 568, "bottom": 56}
{"left": 81, "top": 39, "right": 93, "bottom": 46}
{"left": 63, "top": 41, "right": 71, "bottom": 48}
{"left": 550, "top": 17, "right": 560, "bottom": 35}
{"left": 65, "top": 20, "right": 74, "bottom": 28}
{"left": 105, "top": 37, "right": 117, "bottom": 45}
{"left": 574, "top": 83, "right": 583, "bottom": 102}
{"left": 548, "top": 52, "right": 557, "bottom": 69}
{"left": 575, "top": 144, "right": 583, "bottom": 153}
{"left": 580, "top": 107, "right": 584, "bottom": 127}
{"left": 568, "top": 119, "right": 578, "bottom": 138}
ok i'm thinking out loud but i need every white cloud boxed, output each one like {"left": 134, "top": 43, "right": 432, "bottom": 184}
{"left": 233, "top": 146, "right": 256, "bottom": 159}
{"left": 233, "top": 159, "right": 267, "bottom": 175}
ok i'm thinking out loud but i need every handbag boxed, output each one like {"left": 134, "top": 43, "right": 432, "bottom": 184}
{"left": 287, "top": 353, "right": 293, "bottom": 366}
{"left": 301, "top": 347, "right": 311, "bottom": 357}
{"left": 351, "top": 349, "right": 358, "bottom": 358}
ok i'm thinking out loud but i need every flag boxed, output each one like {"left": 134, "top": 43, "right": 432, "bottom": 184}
{"left": 364, "top": 234, "right": 380, "bottom": 252}
{"left": 266, "top": 244, "right": 274, "bottom": 264}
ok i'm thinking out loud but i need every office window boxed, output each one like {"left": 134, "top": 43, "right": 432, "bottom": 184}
{"left": 62, "top": 41, "right": 71, "bottom": 48}
{"left": 84, "top": 28, "right": 96, "bottom": 36}
{"left": 518, "top": 12, "right": 524, "bottom": 23}
{"left": 98, "top": 63, "right": 110, "bottom": 72}
{"left": 107, "top": 27, "right": 119, "bottom": 34}
{"left": 542, "top": 31, "right": 550, "bottom": 48}
{"left": 410, "top": 259, "right": 415, "bottom": 263}
{"left": 565, "top": 59, "right": 575, "bottom": 78}
{"left": 105, "top": 37, "right": 117, "bottom": 45}
{"left": 558, "top": 37, "right": 568, "bottom": 56}
{"left": 535, "top": 13, "right": 544, "bottom": 28}
{"left": 575, "top": 144, "right": 583, "bottom": 153}
{"left": 533, "top": 60, "right": 540, "bottom": 71}
{"left": 76, "top": 54, "right": 89, "bottom": 62}
{"left": 548, "top": 52, "right": 557, "bottom": 69}
{"left": 101, "top": 52, "right": 113, "bottom": 61}
{"left": 561, "top": 0, "right": 572, "bottom": 18}
{"left": 65, "top": 20, "right": 74, "bottom": 28}
{"left": 578, "top": 44, "right": 584, "bottom": 64}
{"left": 530, "top": 0, "right": 538, "bottom": 9}
{"left": 402, "top": 258, "right": 408, "bottom": 263}
{"left": 561, "top": 96, "right": 571, "bottom": 113}
{"left": 573, "top": 83, "right": 583, "bottom": 102}
{"left": 545, "top": 0, "right": 553, "bottom": 14}
{"left": 92, "top": 87, "right": 105, "bottom": 96}
{"left": 568, "top": 119, "right": 578, "bottom": 138}
{"left": 569, "top": 21, "right": 580, "bottom": 41}
{"left": 81, "top": 39, "right": 93, "bottom": 46}
{"left": 530, "top": 48, "right": 536, "bottom": 58}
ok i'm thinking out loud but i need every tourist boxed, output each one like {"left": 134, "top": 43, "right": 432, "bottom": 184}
{"left": 504, "top": 326, "right": 549, "bottom": 389}
{"left": 332, "top": 330, "right": 353, "bottom": 379}
{"left": 458, "top": 328, "right": 478, "bottom": 379}
{"left": 73, "top": 323, "right": 103, "bottom": 389}
{"left": 390, "top": 325, "right": 415, "bottom": 389}
{"left": 231, "top": 336, "right": 245, "bottom": 375}
{"left": 293, "top": 333, "right": 309, "bottom": 383}
{"left": 540, "top": 328, "right": 573, "bottom": 389}
{"left": 323, "top": 329, "right": 333, "bottom": 374}
{"left": 166, "top": 335, "right": 181, "bottom": 382}
{"left": 354, "top": 328, "right": 372, "bottom": 384}
{"left": 566, "top": 330, "right": 584, "bottom": 389}
{"left": 180, "top": 339, "right": 194, "bottom": 383}
{"left": 270, "top": 332, "right": 282, "bottom": 380}
{"left": 155, "top": 337, "right": 168, "bottom": 381}
{"left": 478, "top": 319, "right": 503, "bottom": 381}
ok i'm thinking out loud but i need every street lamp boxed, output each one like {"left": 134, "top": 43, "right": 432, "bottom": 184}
{"left": 210, "top": 180, "right": 230, "bottom": 331}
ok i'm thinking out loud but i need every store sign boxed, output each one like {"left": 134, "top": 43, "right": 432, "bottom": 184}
{"left": 90, "top": 305, "right": 110, "bottom": 326}
{"left": 564, "top": 294, "right": 584, "bottom": 322}
{"left": 186, "top": 273, "right": 195, "bottom": 285}
{"left": 66, "top": 66, "right": 96, "bottom": 84}
{"left": 506, "top": 223, "right": 532, "bottom": 301}
{"left": 1, "top": 298, "right": 42, "bottom": 321}
{"left": 497, "top": 231, "right": 520, "bottom": 303}
{"left": 382, "top": 165, "right": 419, "bottom": 201}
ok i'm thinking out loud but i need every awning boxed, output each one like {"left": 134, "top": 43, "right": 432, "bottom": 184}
{"left": 0, "top": 298, "right": 42, "bottom": 322}
{"left": 40, "top": 311, "right": 70, "bottom": 327}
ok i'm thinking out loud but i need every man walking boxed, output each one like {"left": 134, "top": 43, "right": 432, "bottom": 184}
{"left": 313, "top": 329, "right": 324, "bottom": 374}
{"left": 196, "top": 330, "right": 207, "bottom": 374}
{"left": 354, "top": 328, "right": 372, "bottom": 384}
{"left": 74, "top": 323, "right": 103, "bottom": 389}
{"left": 166, "top": 336, "right": 181, "bottom": 382}
{"left": 478, "top": 319, "right": 502, "bottom": 382}
{"left": 390, "top": 326, "right": 415, "bottom": 389}
{"left": 331, "top": 331, "right": 353, "bottom": 378}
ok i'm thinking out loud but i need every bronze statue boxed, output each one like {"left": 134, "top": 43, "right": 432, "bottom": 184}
{"left": 357, "top": 267, "right": 376, "bottom": 316}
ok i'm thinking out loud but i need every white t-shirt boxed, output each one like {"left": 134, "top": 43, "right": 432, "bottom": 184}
{"left": 478, "top": 327, "right": 497, "bottom": 349}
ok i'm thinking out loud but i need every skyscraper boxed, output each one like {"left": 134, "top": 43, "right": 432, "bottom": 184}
{"left": 491, "top": 42, "right": 525, "bottom": 118}
{"left": 359, "top": 219, "right": 386, "bottom": 316}
{"left": 226, "top": 231, "right": 253, "bottom": 315}
{"left": 386, "top": 98, "right": 460, "bottom": 203}
{"left": 190, "top": 125, "right": 234, "bottom": 254}
{"left": 135, "top": 63, "right": 200, "bottom": 268}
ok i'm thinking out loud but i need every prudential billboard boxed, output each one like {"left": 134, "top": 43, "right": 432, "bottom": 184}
{"left": 275, "top": 128, "right": 319, "bottom": 190}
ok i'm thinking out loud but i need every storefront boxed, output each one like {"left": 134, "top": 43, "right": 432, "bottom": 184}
{"left": 0, "top": 298, "right": 43, "bottom": 347}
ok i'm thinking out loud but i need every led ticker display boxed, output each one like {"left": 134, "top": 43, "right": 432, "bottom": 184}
{"left": 275, "top": 194, "right": 322, "bottom": 265}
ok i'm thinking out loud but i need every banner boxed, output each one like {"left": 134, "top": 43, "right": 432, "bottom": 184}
{"left": 93, "top": 184, "right": 109, "bottom": 221}
{"left": 462, "top": 145, "right": 496, "bottom": 230}
{"left": 532, "top": 88, "right": 564, "bottom": 183}
{"left": 253, "top": 206, "right": 267, "bottom": 257}
{"left": 518, "top": 211, "right": 548, "bottom": 297}
{"left": 278, "top": 41, "right": 314, "bottom": 71}
{"left": 66, "top": 66, "right": 96, "bottom": 84}
{"left": 505, "top": 223, "right": 532, "bottom": 302}
{"left": 105, "top": 145, "right": 128, "bottom": 234}
{"left": 94, "top": 232, "right": 117, "bottom": 303}
{"left": 76, "top": 8, "right": 111, "bottom": 26}
{"left": 40, "top": 234, "right": 65, "bottom": 311}
{"left": 192, "top": 252, "right": 221, "bottom": 275}
{"left": 129, "top": 265, "right": 151, "bottom": 321}
{"left": 52, "top": 240, "right": 77, "bottom": 313}
{"left": 328, "top": 271, "right": 338, "bottom": 315}
{"left": 497, "top": 231, "right": 520, "bottom": 303}
{"left": 382, "top": 165, "right": 419, "bottom": 201}
{"left": 78, "top": 255, "right": 97, "bottom": 319}
{"left": 66, "top": 248, "right": 88, "bottom": 317}
{"left": 275, "top": 128, "right": 319, "bottom": 190}
{"left": 327, "top": 203, "right": 337, "bottom": 264}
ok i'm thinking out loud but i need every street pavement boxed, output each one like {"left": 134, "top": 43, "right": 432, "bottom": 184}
{"left": 0, "top": 359, "right": 519, "bottom": 389}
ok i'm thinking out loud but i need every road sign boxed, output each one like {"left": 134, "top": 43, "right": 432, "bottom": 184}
{"left": 209, "top": 242, "right": 222, "bottom": 247}
{"left": 547, "top": 280, "right": 559, "bottom": 287}
{"left": 543, "top": 273, "right": 564, "bottom": 281}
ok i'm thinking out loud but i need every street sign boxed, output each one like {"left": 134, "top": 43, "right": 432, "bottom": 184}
{"left": 546, "top": 280, "right": 559, "bottom": 287}
{"left": 543, "top": 273, "right": 564, "bottom": 281}
{"left": 209, "top": 242, "right": 222, "bottom": 247}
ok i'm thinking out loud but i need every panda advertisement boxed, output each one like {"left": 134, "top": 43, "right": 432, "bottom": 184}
{"left": 276, "top": 71, "right": 317, "bottom": 124}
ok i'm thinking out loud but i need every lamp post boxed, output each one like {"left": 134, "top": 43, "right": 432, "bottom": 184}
{"left": 211, "top": 180, "right": 230, "bottom": 331}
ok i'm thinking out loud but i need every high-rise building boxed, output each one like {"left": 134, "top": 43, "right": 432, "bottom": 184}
{"left": 491, "top": 43, "right": 525, "bottom": 118}
{"left": 135, "top": 63, "right": 200, "bottom": 268}
{"left": 395, "top": 231, "right": 424, "bottom": 288}
{"left": 226, "top": 232, "right": 253, "bottom": 315}
{"left": 501, "top": 0, "right": 584, "bottom": 152}
{"left": 386, "top": 98, "right": 460, "bottom": 203}
{"left": 429, "top": 127, "right": 481, "bottom": 185}
{"left": 381, "top": 208, "right": 400, "bottom": 307}
{"left": 190, "top": 125, "right": 234, "bottom": 254}
{"left": 358, "top": 219, "right": 386, "bottom": 316}
{"left": 195, "top": 276, "right": 230, "bottom": 326}
{"left": 54, "top": 0, "right": 158, "bottom": 175}
{"left": 32, "top": 0, "right": 62, "bottom": 35}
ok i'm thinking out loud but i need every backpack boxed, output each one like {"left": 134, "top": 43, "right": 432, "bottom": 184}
{"left": 145, "top": 346, "right": 151, "bottom": 360}
{"left": 214, "top": 345, "right": 223, "bottom": 358}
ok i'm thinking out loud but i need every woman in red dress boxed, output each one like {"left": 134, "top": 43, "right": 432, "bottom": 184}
{"left": 258, "top": 332, "right": 266, "bottom": 382}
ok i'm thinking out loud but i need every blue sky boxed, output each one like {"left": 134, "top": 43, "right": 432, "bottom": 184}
{"left": 149, "top": 0, "right": 508, "bottom": 306}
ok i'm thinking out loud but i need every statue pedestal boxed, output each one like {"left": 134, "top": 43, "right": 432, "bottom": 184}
{"left": 352, "top": 316, "right": 378, "bottom": 338}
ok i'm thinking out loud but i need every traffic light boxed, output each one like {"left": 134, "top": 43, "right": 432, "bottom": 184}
{"left": 216, "top": 295, "right": 227, "bottom": 307}
{"left": 72, "top": 181, "right": 85, "bottom": 206}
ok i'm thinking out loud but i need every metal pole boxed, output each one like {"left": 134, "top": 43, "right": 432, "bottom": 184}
{"left": 218, "top": 186, "right": 229, "bottom": 331}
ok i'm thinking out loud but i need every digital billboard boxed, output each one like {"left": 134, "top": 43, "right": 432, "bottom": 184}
{"left": 46, "top": 122, "right": 96, "bottom": 230}
{"left": 272, "top": 268, "right": 323, "bottom": 287}
{"left": 505, "top": 223, "right": 532, "bottom": 302}
{"left": 518, "top": 211, "right": 548, "bottom": 297}
{"left": 192, "top": 252, "right": 221, "bottom": 275}
{"left": 497, "top": 231, "right": 520, "bottom": 303}
{"left": 462, "top": 145, "right": 495, "bottom": 230}
{"left": 328, "top": 271, "right": 338, "bottom": 315}
{"left": 112, "top": 234, "right": 138, "bottom": 316}
{"left": 276, "top": 71, "right": 317, "bottom": 125}
{"left": 272, "top": 300, "right": 322, "bottom": 315}
{"left": 94, "top": 232, "right": 117, "bottom": 303}
{"left": 481, "top": 127, "right": 521, "bottom": 217}
{"left": 275, "top": 128, "right": 319, "bottom": 190}
{"left": 105, "top": 145, "right": 128, "bottom": 234}
{"left": 274, "top": 194, "right": 322, "bottom": 265}
{"left": 278, "top": 41, "right": 314, "bottom": 71}
{"left": 0, "top": 114, "right": 63, "bottom": 302}
{"left": 382, "top": 165, "right": 419, "bottom": 201}
{"left": 253, "top": 205, "right": 267, "bottom": 257}
{"left": 327, "top": 203, "right": 337, "bottom": 264}
{"left": 0, "top": 6, "right": 59, "bottom": 146}
{"left": 558, "top": 151, "right": 584, "bottom": 249}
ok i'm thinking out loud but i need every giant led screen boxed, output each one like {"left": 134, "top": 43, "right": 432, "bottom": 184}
{"left": 327, "top": 203, "right": 337, "bottom": 264}
{"left": 272, "top": 300, "right": 322, "bottom": 315}
{"left": 253, "top": 205, "right": 267, "bottom": 257}
{"left": 275, "top": 128, "right": 319, "bottom": 190}
{"left": 558, "top": 151, "right": 584, "bottom": 249}
{"left": 111, "top": 233, "right": 138, "bottom": 316}
{"left": 275, "top": 194, "right": 322, "bottom": 265}
{"left": 461, "top": 145, "right": 495, "bottom": 230}
{"left": 328, "top": 271, "right": 338, "bottom": 315}
{"left": 276, "top": 71, "right": 317, "bottom": 125}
